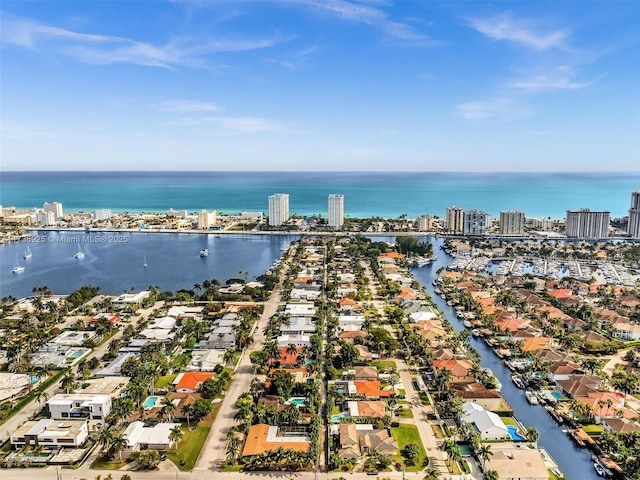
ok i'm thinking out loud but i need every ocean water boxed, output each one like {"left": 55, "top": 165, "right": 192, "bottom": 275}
{"left": 1, "top": 171, "right": 638, "bottom": 219}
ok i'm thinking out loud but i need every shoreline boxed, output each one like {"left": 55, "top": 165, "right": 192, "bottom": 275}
{"left": 21, "top": 226, "right": 639, "bottom": 242}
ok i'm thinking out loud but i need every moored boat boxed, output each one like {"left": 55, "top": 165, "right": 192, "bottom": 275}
{"left": 525, "top": 390, "right": 539, "bottom": 405}
{"left": 200, "top": 248, "right": 208, "bottom": 257}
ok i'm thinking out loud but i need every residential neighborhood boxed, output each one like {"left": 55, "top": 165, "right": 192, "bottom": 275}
{"left": 0, "top": 235, "right": 639, "bottom": 480}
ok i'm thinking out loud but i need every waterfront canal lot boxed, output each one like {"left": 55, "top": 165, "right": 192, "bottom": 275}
{"left": 412, "top": 235, "right": 605, "bottom": 480}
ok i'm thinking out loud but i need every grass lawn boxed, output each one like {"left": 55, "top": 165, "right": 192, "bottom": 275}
{"left": 391, "top": 423, "right": 427, "bottom": 472}
{"left": 370, "top": 360, "right": 397, "bottom": 371}
{"left": 431, "top": 425, "right": 444, "bottom": 439}
{"left": 500, "top": 416, "right": 520, "bottom": 428}
{"left": 90, "top": 456, "right": 130, "bottom": 470}
{"left": 418, "top": 392, "right": 431, "bottom": 406}
{"left": 583, "top": 425, "right": 603, "bottom": 435}
{"left": 155, "top": 374, "right": 178, "bottom": 389}
{"left": 548, "top": 468, "right": 563, "bottom": 480}
{"left": 394, "top": 407, "right": 414, "bottom": 419}
{"left": 165, "top": 421, "right": 212, "bottom": 471}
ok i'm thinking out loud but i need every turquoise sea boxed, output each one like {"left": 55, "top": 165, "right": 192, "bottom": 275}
{"left": 1, "top": 171, "right": 638, "bottom": 219}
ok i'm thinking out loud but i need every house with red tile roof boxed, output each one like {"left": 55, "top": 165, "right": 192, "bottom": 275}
{"left": 242, "top": 424, "right": 310, "bottom": 456}
{"left": 520, "top": 337, "right": 552, "bottom": 352}
{"left": 173, "top": 371, "right": 214, "bottom": 393}
{"left": 432, "top": 359, "right": 475, "bottom": 383}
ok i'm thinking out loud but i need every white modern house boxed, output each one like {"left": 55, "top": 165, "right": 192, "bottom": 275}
{"left": 123, "top": 421, "right": 181, "bottom": 452}
{"left": 47, "top": 394, "right": 112, "bottom": 421}
{"left": 459, "top": 402, "right": 509, "bottom": 440}
{"left": 10, "top": 419, "right": 89, "bottom": 448}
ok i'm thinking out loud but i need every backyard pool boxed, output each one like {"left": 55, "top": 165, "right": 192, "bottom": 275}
{"left": 288, "top": 397, "right": 306, "bottom": 406}
{"left": 507, "top": 425, "right": 526, "bottom": 441}
{"left": 330, "top": 413, "right": 348, "bottom": 422}
{"left": 143, "top": 396, "right": 159, "bottom": 408}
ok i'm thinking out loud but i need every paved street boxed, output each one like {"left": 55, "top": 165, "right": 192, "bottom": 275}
{"left": 194, "top": 247, "right": 294, "bottom": 470}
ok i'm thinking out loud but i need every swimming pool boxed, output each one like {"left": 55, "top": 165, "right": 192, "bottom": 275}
{"left": 551, "top": 391, "right": 564, "bottom": 399}
{"left": 330, "top": 413, "right": 348, "bottom": 422}
{"left": 288, "top": 397, "right": 306, "bottom": 406}
{"left": 143, "top": 396, "right": 159, "bottom": 408}
{"left": 507, "top": 425, "right": 525, "bottom": 441}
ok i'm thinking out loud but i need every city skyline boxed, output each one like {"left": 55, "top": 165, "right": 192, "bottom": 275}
{"left": 1, "top": 1, "right": 639, "bottom": 172}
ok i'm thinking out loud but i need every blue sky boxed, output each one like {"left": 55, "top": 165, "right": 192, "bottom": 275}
{"left": 1, "top": 0, "right": 639, "bottom": 171}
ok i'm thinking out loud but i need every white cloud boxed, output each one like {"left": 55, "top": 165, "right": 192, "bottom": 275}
{"left": 469, "top": 13, "right": 568, "bottom": 51}
{"left": 0, "top": 13, "right": 285, "bottom": 68}
{"left": 456, "top": 98, "right": 528, "bottom": 121}
{"left": 508, "top": 75, "right": 591, "bottom": 93}
{"left": 507, "top": 65, "right": 595, "bottom": 93}
{"left": 172, "top": 115, "right": 284, "bottom": 133}
{"left": 157, "top": 100, "right": 220, "bottom": 112}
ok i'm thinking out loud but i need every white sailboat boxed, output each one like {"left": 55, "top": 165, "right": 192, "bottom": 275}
{"left": 24, "top": 246, "right": 32, "bottom": 259}
{"left": 74, "top": 244, "right": 85, "bottom": 258}
{"left": 11, "top": 255, "right": 25, "bottom": 273}
{"left": 143, "top": 255, "right": 148, "bottom": 268}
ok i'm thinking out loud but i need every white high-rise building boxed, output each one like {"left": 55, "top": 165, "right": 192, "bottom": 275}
{"left": 328, "top": 194, "right": 344, "bottom": 228}
{"left": 417, "top": 215, "right": 432, "bottom": 232}
{"left": 43, "top": 202, "right": 63, "bottom": 219}
{"left": 628, "top": 191, "right": 640, "bottom": 238}
{"left": 36, "top": 210, "right": 56, "bottom": 226}
{"left": 499, "top": 211, "right": 525, "bottom": 235}
{"left": 268, "top": 193, "right": 289, "bottom": 226}
{"left": 94, "top": 209, "right": 113, "bottom": 221}
{"left": 565, "top": 209, "right": 610, "bottom": 238}
{"left": 463, "top": 210, "right": 489, "bottom": 236}
{"left": 197, "top": 210, "right": 217, "bottom": 229}
{"left": 446, "top": 206, "right": 464, "bottom": 233}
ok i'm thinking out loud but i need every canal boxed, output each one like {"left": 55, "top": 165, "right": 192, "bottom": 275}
{"left": 411, "top": 236, "right": 601, "bottom": 480}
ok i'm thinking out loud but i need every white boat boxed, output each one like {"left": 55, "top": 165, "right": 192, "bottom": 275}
{"left": 471, "top": 329, "right": 480, "bottom": 337}
{"left": 593, "top": 461, "right": 610, "bottom": 477}
{"left": 74, "top": 244, "right": 84, "bottom": 258}
{"left": 143, "top": 255, "right": 148, "bottom": 268}
{"left": 463, "top": 320, "right": 473, "bottom": 328}
{"left": 24, "top": 246, "right": 32, "bottom": 259}
{"left": 11, "top": 255, "right": 25, "bottom": 273}
{"left": 525, "top": 390, "right": 539, "bottom": 405}
{"left": 200, "top": 248, "right": 208, "bottom": 257}
{"left": 511, "top": 374, "right": 525, "bottom": 389}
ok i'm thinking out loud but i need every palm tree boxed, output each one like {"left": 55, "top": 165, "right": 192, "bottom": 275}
{"left": 525, "top": 426, "right": 539, "bottom": 444}
{"left": 169, "top": 425, "right": 184, "bottom": 454}
{"left": 61, "top": 372, "right": 78, "bottom": 394}
{"left": 484, "top": 470, "right": 499, "bottom": 480}
{"left": 286, "top": 343, "right": 299, "bottom": 358}
{"left": 35, "top": 390, "right": 49, "bottom": 409}
{"left": 97, "top": 427, "right": 116, "bottom": 453}
{"left": 476, "top": 443, "right": 493, "bottom": 467}
{"left": 423, "top": 467, "right": 440, "bottom": 480}
{"left": 226, "top": 435, "right": 241, "bottom": 463}
{"left": 442, "top": 438, "right": 458, "bottom": 470}
{"left": 223, "top": 349, "right": 235, "bottom": 368}
{"left": 110, "top": 432, "right": 129, "bottom": 463}
{"left": 160, "top": 397, "right": 177, "bottom": 422}
{"left": 181, "top": 404, "right": 194, "bottom": 430}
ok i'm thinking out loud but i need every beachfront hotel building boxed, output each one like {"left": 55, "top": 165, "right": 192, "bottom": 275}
{"left": 197, "top": 209, "right": 217, "bottom": 229}
{"left": 328, "top": 194, "right": 344, "bottom": 228}
{"left": 94, "top": 209, "right": 112, "bottom": 221}
{"left": 417, "top": 215, "right": 433, "bottom": 232}
{"left": 499, "top": 210, "right": 525, "bottom": 235}
{"left": 462, "top": 210, "right": 489, "bottom": 236}
{"left": 268, "top": 193, "right": 290, "bottom": 226}
{"left": 628, "top": 191, "right": 640, "bottom": 238}
{"left": 565, "top": 209, "right": 610, "bottom": 238}
{"left": 446, "top": 206, "right": 464, "bottom": 233}
{"left": 36, "top": 210, "right": 56, "bottom": 226}
{"left": 43, "top": 201, "right": 63, "bottom": 219}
